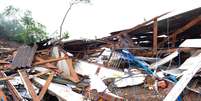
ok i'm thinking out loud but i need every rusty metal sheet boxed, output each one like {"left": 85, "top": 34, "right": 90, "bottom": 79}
{"left": 11, "top": 44, "right": 37, "bottom": 68}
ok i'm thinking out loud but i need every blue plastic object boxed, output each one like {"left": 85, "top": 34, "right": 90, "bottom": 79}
{"left": 118, "top": 49, "right": 153, "bottom": 74}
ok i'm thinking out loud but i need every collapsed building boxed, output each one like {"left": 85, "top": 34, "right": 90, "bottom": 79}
{"left": 0, "top": 7, "right": 200, "bottom": 101}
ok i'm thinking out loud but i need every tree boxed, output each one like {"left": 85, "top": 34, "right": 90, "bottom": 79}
{"left": 59, "top": 0, "right": 90, "bottom": 39}
{"left": 20, "top": 10, "right": 48, "bottom": 44}
{"left": 0, "top": 6, "right": 23, "bottom": 40}
{"left": 0, "top": 6, "right": 48, "bottom": 44}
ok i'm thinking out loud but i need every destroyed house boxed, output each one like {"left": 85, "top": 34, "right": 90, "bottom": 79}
{"left": 0, "top": 6, "right": 201, "bottom": 101}
{"left": 101, "top": 7, "right": 201, "bottom": 56}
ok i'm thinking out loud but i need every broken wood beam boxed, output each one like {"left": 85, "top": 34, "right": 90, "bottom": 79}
{"left": 66, "top": 58, "right": 79, "bottom": 82}
{"left": 33, "top": 56, "right": 68, "bottom": 66}
{"left": 35, "top": 56, "right": 62, "bottom": 73}
{"left": 0, "top": 71, "right": 50, "bottom": 82}
{"left": 18, "top": 70, "right": 40, "bottom": 101}
{"left": 0, "top": 77, "right": 14, "bottom": 81}
{"left": 29, "top": 70, "right": 51, "bottom": 79}
{"left": 38, "top": 72, "right": 54, "bottom": 100}
{"left": 35, "top": 56, "right": 57, "bottom": 69}
{"left": 34, "top": 77, "right": 85, "bottom": 101}
{"left": 0, "top": 60, "right": 9, "bottom": 64}
{"left": 19, "top": 70, "right": 55, "bottom": 101}
{"left": 0, "top": 71, "right": 23, "bottom": 101}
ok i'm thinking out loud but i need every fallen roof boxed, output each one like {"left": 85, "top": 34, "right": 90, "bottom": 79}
{"left": 108, "top": 7, "right": 201, "bottom": 48}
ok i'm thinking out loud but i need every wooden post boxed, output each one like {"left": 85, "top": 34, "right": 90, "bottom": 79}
{"left": 153, "top": 18, "right": 158, "bottom": 53}
{"left": 112, "top": 11, "right": 170, "bottom": 37}
{"left": 172, "top": 34, "right": 176, "bottom": 47}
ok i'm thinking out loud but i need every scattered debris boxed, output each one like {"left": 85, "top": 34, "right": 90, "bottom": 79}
{"left": 0, "top": 7, "right": 200, "bottom": 101}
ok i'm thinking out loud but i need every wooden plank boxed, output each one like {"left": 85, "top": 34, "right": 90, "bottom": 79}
{"left": 153, "top": 18, "right": 158, "bottom": 52}
{"left": 38, "top": 72, "right": 54, "bottom": 100}
{"left": 159, "top": 15, "right": 201, "bottom": 47}
{"left": 0, "top": 77, "right": 14, "bottom": 81}
{"left": 66, "top": 58, "right": 79, "bottom": 82}
{"left": 29, "top": 70, "right": 50, "bottom": 79}
{"left": 34, "top": 77, "right": 84, "bottom": 101}
{"left": 35, "top": 56, "right": 57, "bottom": 69}
{"left": 2, "top": 70, "right": 51, "bottom": 101}
{"left": 0, "top": 60, "right": 9, "bottom": 64}
{"left": 164, "top": 50, "right": 201, "bottom": 101}
{"left": 35, "top": 56, "right": 62, "bottom": 73}
{"left": 0, "top": 71, "right": 49, "bottom": 82}
{"left": 18, "top": 70, "right": 40, "bottom": 101}
{"left": 172, "top": 34, "right": 177, "bottom": 47}
{"left": 33, "top": 56, "right": 67, "bottom": 66}
{"left": 0, "top": 71, "right": 23, "bottom": 101}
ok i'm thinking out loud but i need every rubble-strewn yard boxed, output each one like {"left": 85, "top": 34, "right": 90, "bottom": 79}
{"left": 0, "top": 7, "right": 201, "bottom": 101}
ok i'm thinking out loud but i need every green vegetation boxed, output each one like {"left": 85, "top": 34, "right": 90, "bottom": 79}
{"left": 0, "top": 1, "right": 91, "bottom": 44}
{"left": 0, "top": 6, "right": 48, "bottom": 44}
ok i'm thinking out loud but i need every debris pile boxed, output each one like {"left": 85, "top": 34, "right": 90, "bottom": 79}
{"left": 0, "top": 7, "right": 201, "bottom": 101}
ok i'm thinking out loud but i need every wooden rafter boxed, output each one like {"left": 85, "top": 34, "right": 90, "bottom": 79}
{"left": 158, "top": 15, "right": 201, "bottom": 47}
{"left": 112, "top": 11, "right": 170, "bottom": 37}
